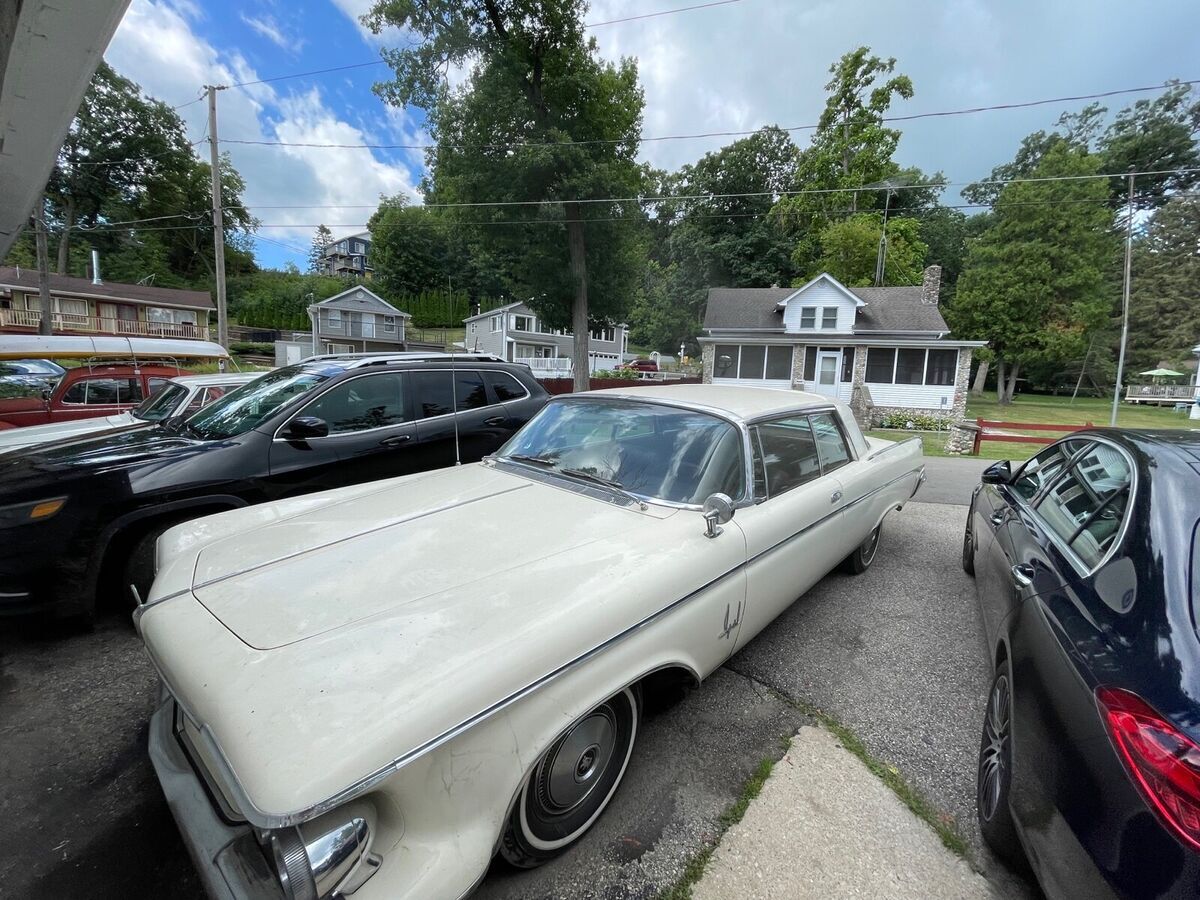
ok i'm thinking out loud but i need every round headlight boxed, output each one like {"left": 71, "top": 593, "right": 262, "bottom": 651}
{"left": 267, "top": 828, "right": 318, "bottom": 900}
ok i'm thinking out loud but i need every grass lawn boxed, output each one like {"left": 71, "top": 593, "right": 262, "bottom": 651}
{"left": 870, "top": 392, "right": 1197, "bottom": 462}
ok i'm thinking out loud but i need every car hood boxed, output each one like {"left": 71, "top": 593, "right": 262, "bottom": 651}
{"left": 139, "top": 463, "right": 748, "bottom": 817}
{"left": 0, "top": 411, "right": 139, "bottom": 453}
{"left": 0, "top": 422, "right": 203, "bottom": 478}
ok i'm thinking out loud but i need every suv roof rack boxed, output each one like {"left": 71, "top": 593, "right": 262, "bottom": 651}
{"left": 306, "top": 351, "right": 507, "bottom": 367}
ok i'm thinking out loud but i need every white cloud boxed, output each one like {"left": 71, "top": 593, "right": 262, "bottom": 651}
{"left": 239, "top": 13, "right": 304, "bottom": 54}
{"left": 105, "top": 0, "right": 420, "bottom": 261}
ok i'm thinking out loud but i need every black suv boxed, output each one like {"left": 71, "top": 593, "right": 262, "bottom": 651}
{"left": 0, "top": 353, "right": 548, "bottom": 625}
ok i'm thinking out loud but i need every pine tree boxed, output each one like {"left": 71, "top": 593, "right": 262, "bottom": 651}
{"left": 308, "top": 225, "right": 332, "bottom": 274}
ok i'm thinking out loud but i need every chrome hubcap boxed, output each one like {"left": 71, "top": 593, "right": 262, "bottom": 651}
{"left": 539, "top": 709, "right": 616, "bottom": 813}
{"left": 979, "top": 674, "right": 1011, "bottom": 821}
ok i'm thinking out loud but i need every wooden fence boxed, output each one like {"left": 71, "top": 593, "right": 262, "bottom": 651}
{"left": 971, "top": 418, "right": 1092, "bottom": 455}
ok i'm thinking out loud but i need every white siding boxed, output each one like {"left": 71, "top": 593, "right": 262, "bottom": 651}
{"left": 866, "top": 383, "right": 956, "bottom": 410}
{"left": 781, "top": 279, "right": 859, "bottom": 335}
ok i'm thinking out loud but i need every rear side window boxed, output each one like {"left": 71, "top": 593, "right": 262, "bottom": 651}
{"left": 753, "top": 417, "right": 822, "bottom": 498}
{"left": 411, "top": 370, "right": 489, "bottom": 418}
{"left": 1035, "top": 442, "right": 1132, "bottom": 568}
{"left": 809, "top": 412, "right": 851, "bottom": 473}
{"left": 61, "top": 378, "right": 143, "bottom": 405}
{"left": 488, "top": 372, "right": 528, "bottom": 402}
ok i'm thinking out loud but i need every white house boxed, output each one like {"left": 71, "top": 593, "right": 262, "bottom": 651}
{"left": 700, "top": 267, "right": 987, "bottom": 425}
{"left": 462, "top": 301, "right": 628, "bottom": 377}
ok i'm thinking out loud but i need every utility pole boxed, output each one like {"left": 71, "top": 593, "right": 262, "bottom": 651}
{"left": 207, "top": 84, "right": 229, "bottom": 349}
{"left": 31, "top": 198, "right": 52, "bottom": 336}
{"left": 1110, "top": 173, "right": 1135, "bottom": 427}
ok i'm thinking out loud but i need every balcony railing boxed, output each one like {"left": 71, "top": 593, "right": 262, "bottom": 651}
{"left": 1125, "top": 384, "right": 1197, "bottom": 403}
{"left": 0, "top": 309, "right": 211, "bottom": 340}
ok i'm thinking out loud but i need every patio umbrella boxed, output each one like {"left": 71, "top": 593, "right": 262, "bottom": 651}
{"left": 1140, "top": 368, "right": 1186, "bottom": 377}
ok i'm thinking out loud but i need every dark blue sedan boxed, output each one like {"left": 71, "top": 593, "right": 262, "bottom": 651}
{"left": 963, "top": 429, "right": 1200, "bottom": 899}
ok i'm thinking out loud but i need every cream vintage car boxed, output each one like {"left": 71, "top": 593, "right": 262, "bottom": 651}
{"left": 137, "top": 383, "right": 924, "bottom": 900}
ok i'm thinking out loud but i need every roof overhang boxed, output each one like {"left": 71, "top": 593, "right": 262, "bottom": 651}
{"left": 0, "top": 0, "right": 131, "bottom": 258}
{"left": 700, "top": 334, "right": 988, "bottom": 349}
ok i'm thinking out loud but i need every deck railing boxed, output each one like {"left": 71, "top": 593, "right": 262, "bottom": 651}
{"left": 1125, "top": 384, "right": 1196, "bottom": 401}
{"left": 0, "top": 309, "right": 211, "bottom": 340}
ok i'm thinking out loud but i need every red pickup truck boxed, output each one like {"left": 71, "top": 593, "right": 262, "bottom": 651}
{"left": 0, "top": 363, "right": 185, "bottom": 429}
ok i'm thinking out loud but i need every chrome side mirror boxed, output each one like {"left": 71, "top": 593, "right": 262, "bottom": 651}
{"left": 702, "top": 492, "right": 735, "bottom": 539}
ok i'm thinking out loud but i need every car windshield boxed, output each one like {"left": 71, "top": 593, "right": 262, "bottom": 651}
{"left": 185, "top": 368, "right": 329, "bottom": 439}
{"left": 132, "top": 382, "right": 187, "bottom": 422}
{"left": 495, "top": 398, "right": 744, "bottom": 504}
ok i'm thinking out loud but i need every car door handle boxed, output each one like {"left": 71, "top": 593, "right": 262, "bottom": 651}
{"left": 380, "top": 434, "right": 412, "bottom": 447}
{"left": 1011, "top": 564, "right": 1035, "bottom": 588}
{"left": 830, "top": 490, "right": 843, "bottom": 504}
{"left": 990, "top": 511, "right": 1007, "bottom": 526}
{"left": 483, "top": 416, "right": 506, "bottom": 427}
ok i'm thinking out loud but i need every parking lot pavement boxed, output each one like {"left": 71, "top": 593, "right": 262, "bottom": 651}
{"left": 0, "top": 486, "right": 1033, "bottom": 899}
{"left": 919, "top": 455, "right": 992, "bottom": 505}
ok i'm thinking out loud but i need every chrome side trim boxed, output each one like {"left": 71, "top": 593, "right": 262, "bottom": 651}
{"left": 866, "top": 436, "right": 922, "bottom": 460}
{"left": 187, "top": 560, "right": 745, "bottom": 829}
{"left": 177, "top": 464, "right": 923, "bottom": 831}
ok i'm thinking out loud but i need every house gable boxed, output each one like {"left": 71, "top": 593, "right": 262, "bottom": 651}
{"left": 314, "top": 286, "right": 409, "bottom": 317}
{"left": 777, "top": 273, "right": 864, "bottom": 335}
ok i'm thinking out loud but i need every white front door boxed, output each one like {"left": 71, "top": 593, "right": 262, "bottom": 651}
{"left": 813, "top": 350, "right": 840, "bottom": 397}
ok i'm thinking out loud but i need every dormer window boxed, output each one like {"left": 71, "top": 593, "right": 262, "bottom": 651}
{"left": 800, "top": 308, "right": 816, "bottom": 329}
{"left": 821, "top": 307, "right": 838, "bottom": 329}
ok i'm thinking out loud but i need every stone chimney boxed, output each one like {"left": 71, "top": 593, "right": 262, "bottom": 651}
{"left": 921, "top": 265, "right": 941, "bottom": 305}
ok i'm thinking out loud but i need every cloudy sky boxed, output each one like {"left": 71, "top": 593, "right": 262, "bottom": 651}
{"left": 105, "top": 0, "right": 1200, "bottom": 269}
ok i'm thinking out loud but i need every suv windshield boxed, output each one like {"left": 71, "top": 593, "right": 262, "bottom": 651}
{"left": 186, "top": 368, "right": 329, "bottom": 439}
{"left": 495, "top": 398, "right": 744, "bottom": 504}
{"left": 132, "top": 382, "right": 186, "bottom": 422}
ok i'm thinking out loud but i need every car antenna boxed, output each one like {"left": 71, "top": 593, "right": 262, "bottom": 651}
{"left": 450, "top": 341, "right": 461, "bottom": 466}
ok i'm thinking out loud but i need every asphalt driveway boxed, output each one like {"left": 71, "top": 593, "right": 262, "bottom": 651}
{"left": 0, "top": 457, "right": 1034, "bottom": 899}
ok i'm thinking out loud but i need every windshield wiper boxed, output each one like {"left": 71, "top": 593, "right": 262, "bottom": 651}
{"left": 504, "top": 453, "right": 559, "bottom": 468}
{"left": 559, "top": 467, "right": 647, "bottom": 510}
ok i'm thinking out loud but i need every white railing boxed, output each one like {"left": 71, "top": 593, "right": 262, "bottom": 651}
{"left": 516, "top": 357, "right": 574, "bottom": 376}
{"left": 1125, "top": 384, "right": 1196, "bottom": 401}
{"left": 0, "top": 309, "right": 211, "bottom": 340}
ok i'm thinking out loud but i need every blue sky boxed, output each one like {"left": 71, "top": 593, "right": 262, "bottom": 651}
{"left": 105, "top": 0, "right": 1200, "bottom": 271}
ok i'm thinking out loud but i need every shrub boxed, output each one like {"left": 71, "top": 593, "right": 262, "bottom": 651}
{"left": 873, "top": 410, "right": 954, "bottom": 431}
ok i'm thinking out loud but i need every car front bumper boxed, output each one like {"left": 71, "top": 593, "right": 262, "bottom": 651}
{"left": 148, "top": 697, "right": 283, "bottom": 900}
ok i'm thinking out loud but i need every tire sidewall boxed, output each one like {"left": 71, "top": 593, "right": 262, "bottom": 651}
{"left": 506, "top": 687, "right": 639, "bottom": 863}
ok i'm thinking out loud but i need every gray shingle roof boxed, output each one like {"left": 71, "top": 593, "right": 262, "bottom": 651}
{"left": 0, "top": 266, "right": 213, "bottom": 309}
{"left": 703, "top": 284, "right": 949, "bottom": 334}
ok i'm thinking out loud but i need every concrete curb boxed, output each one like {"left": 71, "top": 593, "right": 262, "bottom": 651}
{"left": 692, "top": 725, "right": 997, "bottom": 899}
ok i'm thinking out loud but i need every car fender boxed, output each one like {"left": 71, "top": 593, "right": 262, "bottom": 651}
{"left": 87, "top": 495, "right": 251, "bottom": 592}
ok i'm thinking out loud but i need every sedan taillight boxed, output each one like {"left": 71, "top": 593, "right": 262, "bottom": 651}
{"left": 1097, "top": 686, "right": 1200, "bottom": 851}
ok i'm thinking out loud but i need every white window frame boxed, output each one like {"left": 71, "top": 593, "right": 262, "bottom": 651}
{"left": 799, "top": 307, "right": 816, "bottom": 329}
{"left": 821, "top": 307, "right": 838, "bottom": 330}
{"left": 326, "top": 309, "right": 342, "bottom": 329}
{"left": 590, "top": 326, "right": 616, "bottom": 343}
{"left": 714, "top": 344, "right": 793, "bottom": 380}
{"left": 513, "top": 314, "right": 535, "bottom": 332}
{"left": 863, "top": 347, "right": 961, "bottom": 386}
{"left": 490, "top": 315, "right": 501, "bottom": 333}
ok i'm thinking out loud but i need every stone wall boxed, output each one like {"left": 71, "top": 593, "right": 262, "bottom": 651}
{"left": 790, "top": 345, "right": 807, "bottom": 389}
{"left": 701, "top": 343, "right": 715, "bottom": 384}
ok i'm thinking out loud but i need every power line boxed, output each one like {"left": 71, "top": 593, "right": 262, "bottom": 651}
{"left": 217, "top": 79, "right": 1200, "bottom": 153}
{"left": 585, "top": 0, "right": 746, "bottom": 28}
{"left": 215, "top": 0, "right": 749, "bottom": 93}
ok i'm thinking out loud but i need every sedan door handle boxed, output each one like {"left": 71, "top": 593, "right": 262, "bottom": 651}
{"left": 1011, "top": 564, "right": 1035, "bottom": 588}
{"left": 483, "top": 416, "right": 506, "bottom": 427}
{"left": 990, "top": 511, "right": 1007, "bottom": 526}
{"left": 830, "top": 490, "right": 843, "bottom": 504}
{"left": 380, "top": 434, "right": 412, "bottom": 447}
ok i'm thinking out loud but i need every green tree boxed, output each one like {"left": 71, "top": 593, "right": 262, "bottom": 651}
{"left": 807, "top": 214, "right": 927, "bottom": 286}
{"left": 1127, "top": 195, "right": 1200, "bottom": 373}
{"left": 771, "top": 47, "right": 925, "bottom": 273}
{"left": 364, "top": 0, "right": 646, "bottom": 389}
{"left": 368, "top": 196, "right": 452, "bottom": 296}
{"left": 308, "top": 225, "right": 333, "bottom": 274}
{"left": 954, "top": 144, "right": 1118, "bottom": 403}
